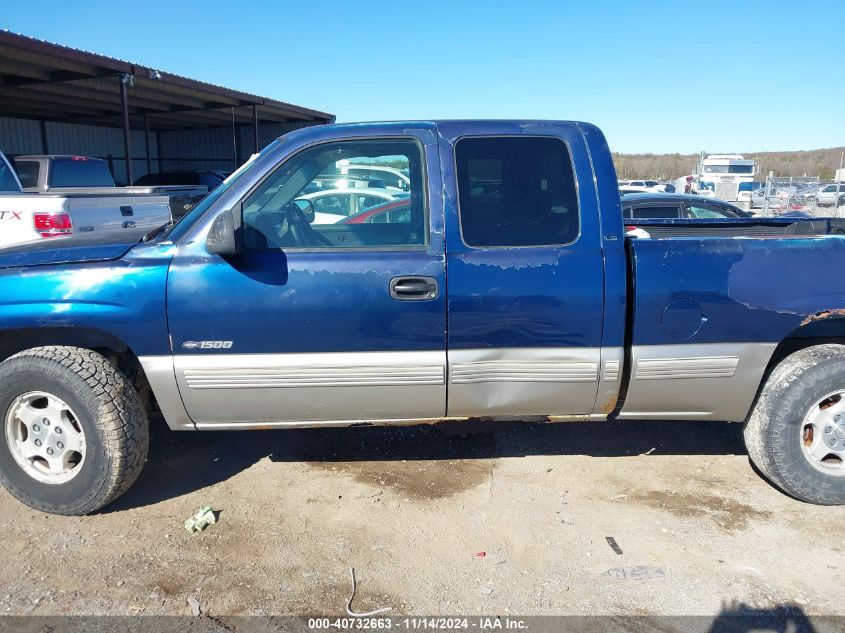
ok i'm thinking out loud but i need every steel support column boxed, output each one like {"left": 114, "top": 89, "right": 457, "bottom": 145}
{"left": 253, "top": 105, "right": 259, "bottom": 154}
{"left": 144, "top": 113, "right": 152, "bottom": 176}
{"left": 119, "top": 74, "right": 133, "bottom": 185}
{"left": 231, "top": 107, "right": 237, "bottom": 169}
{"left": 39, "top": 119, "right": 49, "bottom": 154}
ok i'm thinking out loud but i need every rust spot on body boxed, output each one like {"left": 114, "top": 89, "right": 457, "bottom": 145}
{"left": 801, "top": 308, "right": 845, "bottom": 326}
{"left": 598, "top": 393, "right": 620, "bottom": 415}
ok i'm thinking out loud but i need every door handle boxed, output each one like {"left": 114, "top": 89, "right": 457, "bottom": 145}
{"left": 120, "top": 205, "right": 134, "bottom": 217}
{"left": 122, "top": 220, "right": 136, "bottom": 229}
{"left": 389, "top": 276, "right": 439, "bottom": 301}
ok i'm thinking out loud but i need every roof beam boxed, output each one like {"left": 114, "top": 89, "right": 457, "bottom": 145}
{"left": 0, "top": 95, "right": 112, "bottom": 119}
{"left": 0, "top": 67, "right": 113, "bottom": 88}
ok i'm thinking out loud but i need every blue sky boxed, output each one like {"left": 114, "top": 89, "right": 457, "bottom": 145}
{"left": 3, "top": 0, "right": 844, "bottom": 153}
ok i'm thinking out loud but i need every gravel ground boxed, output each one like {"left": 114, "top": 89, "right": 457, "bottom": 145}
{"left": 0, "top": 417, "right": 843, "bottom": 620}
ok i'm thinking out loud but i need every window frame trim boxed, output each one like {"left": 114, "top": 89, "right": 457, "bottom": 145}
{"left": 240, "top": 136, "right": 431, "bottom": 254}
{"left": 452, "top": 134, "right": 583, "bottom": 250}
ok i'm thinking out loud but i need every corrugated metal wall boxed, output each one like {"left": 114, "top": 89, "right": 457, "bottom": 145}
{"left": 0, "top": 116, "right": 41, "bottom": 154}
{"left": 157, "top": 120, "right": 318, "bottom": 172}
{"left": 0, "top": 115, "right": 159, "bottom": 184}
{"left": 0, "top": 115, "right": 322, "bottom": 184}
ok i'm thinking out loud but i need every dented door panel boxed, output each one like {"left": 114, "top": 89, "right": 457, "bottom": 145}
{"left": 436, "top": 121, "right": 607, "bottom": 417}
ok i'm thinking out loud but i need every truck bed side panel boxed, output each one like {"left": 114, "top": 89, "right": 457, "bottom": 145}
{"left": 621, "top": 236, "right": 845, "bottom": 421}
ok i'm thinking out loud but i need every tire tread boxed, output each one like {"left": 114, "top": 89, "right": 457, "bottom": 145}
{"left": 0, "top": 346, "right": 148, "bottom": 515}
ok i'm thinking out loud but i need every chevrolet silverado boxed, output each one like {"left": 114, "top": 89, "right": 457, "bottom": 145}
{"left": 1, "top": 120, "right": 844, "bottom": 515}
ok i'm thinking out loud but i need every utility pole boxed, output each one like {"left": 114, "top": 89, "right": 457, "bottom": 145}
{"left": 763, "top": 170, "right": 773, "bottom": 216}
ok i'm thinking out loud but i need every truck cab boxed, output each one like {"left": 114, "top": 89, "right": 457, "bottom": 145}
{"left": 15, "top": 155, "right": 116, "bottom": 191}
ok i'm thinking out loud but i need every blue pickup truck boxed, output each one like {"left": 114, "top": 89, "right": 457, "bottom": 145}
{"left": 1, "top": 120, "right": 845, "bottom": 515}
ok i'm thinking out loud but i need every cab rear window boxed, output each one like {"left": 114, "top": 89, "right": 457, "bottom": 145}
{"left": 50, "top": 158, "right": 114, "bottom": 187}
{"left": 455, "top": 137, "right": 579, "bottom": 247}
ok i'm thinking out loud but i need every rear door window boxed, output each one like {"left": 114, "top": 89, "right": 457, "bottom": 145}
{"left": 455, "top": 136, "right": 579, "bottom": 247}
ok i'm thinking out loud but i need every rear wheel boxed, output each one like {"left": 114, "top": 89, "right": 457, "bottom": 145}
{"left": 0, "top": 346, "right": 148, "bottom": 515}
{"left": 744, "top": 344, "right": 845, "bottom": 504}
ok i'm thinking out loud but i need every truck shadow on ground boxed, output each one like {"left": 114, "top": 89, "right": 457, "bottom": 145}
{"left": 105, "top": 418, "right": 748, "bottom": 512}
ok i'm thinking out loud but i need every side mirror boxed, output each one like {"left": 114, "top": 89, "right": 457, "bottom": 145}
{"left": 206, "top": 209, "right": 237, "bottom": 255}
{"left": 293, "top": 199, "right": 316, "bottom": 223}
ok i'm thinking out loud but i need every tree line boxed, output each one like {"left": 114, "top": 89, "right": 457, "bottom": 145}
{"left": 613, "top": 147, "right": 845, "bottom": 181}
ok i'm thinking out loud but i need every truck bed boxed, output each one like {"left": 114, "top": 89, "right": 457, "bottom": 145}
{"left": 620, "top": 230, "right": 845, "bottom": 421}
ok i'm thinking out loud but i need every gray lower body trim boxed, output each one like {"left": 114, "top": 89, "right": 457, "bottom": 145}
{"left": 447, "top": 347, "right": 601, "bottom": 417}
{"left": 174, "top": 351, "right": 447, "bottom": 425}
{"left": 593, "top": 346, "right": 624, "bottom": 417}
{"left": 138, "top": 355, "right": 194, "bottom": 430}
{"left": 618, "top": 342, "right": 777, "bottom": 421}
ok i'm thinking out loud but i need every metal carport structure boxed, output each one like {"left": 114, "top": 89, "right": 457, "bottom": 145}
{"left": 0, "top": 31, "right": 333, "bottom": 184}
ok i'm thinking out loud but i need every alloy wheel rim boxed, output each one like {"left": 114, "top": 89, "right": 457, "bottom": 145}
{"left": 4, "top": 391, "right": 86, "bottom": 484}
{"left": 801, "top": 390, "right": 845, "bottom": 476}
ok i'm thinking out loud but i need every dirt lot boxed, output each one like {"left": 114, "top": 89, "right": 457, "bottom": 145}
{"left": 0, "top": 417, "right": 843, "bottom": 620}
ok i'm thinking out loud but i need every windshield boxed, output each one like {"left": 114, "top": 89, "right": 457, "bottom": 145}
{"left": 702, "top": 164, "right": 754, "bottom": 174}
{"left": 159, "top": 142, "right": 279, "bottom": 241}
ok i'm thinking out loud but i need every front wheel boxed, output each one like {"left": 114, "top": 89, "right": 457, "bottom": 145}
{"left": 744, "top": 344, "right": 845, "bottom": 504}
{"left": 0, "top": 346, "right": 148, "bottom": 515}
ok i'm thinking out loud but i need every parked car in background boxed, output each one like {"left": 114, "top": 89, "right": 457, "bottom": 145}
{"left": 340, "top": 198, "right": 412, "bottom": 224}
{"left": 737, "top": 181, "right": 764, "bottom": 206}
{"left": 749, "top": 186, "right": 797, "bottom": 210}
{"left": 816, "top": 183, "right": 845, "bottom": 207}
{"left": 622, "top": 179, "right": 667, "bottom": 192}
{"left": 341, "top": 164, "right": 410, "bottom": 192}
{"left": 621, "top": 193, "right": 752, "bottom": 219}
{"left": 619, "top": 185, "right": 653, "bottom": 195}
{"left": 295, "top": 187, "right": 398, "bottom": 224}
{"left": 14, "top": 155, "right": 209, "bottom": 218}
{"left": 135, "top": 170, "right": 227, "bottom": 191}
{"left": 0, "top": 151, "right": 170, "bottom": 249}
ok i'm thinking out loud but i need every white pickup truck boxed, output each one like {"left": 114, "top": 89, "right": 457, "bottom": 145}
{"left": 15, "top": 154, "right": 209, "bottom": 218}
{"left": 0, "top": 152, "right": 171, "bottom": 249}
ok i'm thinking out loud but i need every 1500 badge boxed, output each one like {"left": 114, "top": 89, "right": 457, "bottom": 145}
{"left": 182, "top": 340, "right": 233, "bottom": 350}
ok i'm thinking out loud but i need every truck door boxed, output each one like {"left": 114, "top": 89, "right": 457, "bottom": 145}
{"left": 165, "top": 129, "right": 447, "bottom": 427}
{"left": 437, "top": 122, "right": 608, "bottom": 417}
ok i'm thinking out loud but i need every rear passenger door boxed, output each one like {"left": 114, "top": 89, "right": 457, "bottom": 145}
{"left": 438, "top": 123, "right": 607, "bottom": 417}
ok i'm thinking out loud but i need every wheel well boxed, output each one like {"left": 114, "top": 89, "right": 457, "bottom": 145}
{"left": 766, "top": 318, "right": 845, "bottom": 373}
{"left": 745, "top": 318, "right": 845, "bottom": 423}
{"left": 0, "top": 328, "right": 155, "bottom": 411}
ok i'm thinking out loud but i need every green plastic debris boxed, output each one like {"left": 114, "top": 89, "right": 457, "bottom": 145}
{"left": 184, "top": 506, "right": 217, "bottom": 534}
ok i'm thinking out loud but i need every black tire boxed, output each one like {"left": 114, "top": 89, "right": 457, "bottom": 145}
{"left": 0, "top": 346, "right": 148, "bottom": 515}
{"left": 744, "top": 344, "right": 845, "bottom": 505}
